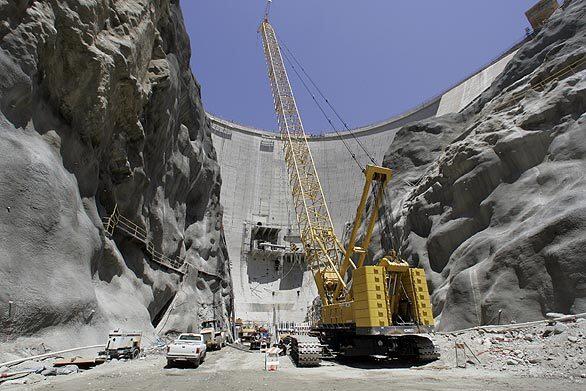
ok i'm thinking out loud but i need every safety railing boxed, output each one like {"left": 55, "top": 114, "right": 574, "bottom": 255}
{"left": 503, "top": 55, "right": 585, "bottom": 109}
{"left": 102, "top": 205, "right": 186, "bottom": 275}
{"left": 532, "top": 56, "right": 585, "bottom": 90}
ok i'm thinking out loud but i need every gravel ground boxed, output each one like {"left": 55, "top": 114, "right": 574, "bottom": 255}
{"left": 0, "top": 350, "right": 581, "bottom": 391}
{"left": 431, "top": 317, "right": 586, "bottom": 380}
{"left": 1, "top": 318, "right": 584, "bottom": 390}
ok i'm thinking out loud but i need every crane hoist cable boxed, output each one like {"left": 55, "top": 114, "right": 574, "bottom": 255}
{"left": 280, "top": 48, "right": 364, "bottom": 172}
{"left": 378, "top": 185, "right": 406, "bottom": 259}
{"left": 281, "top": 40, "right": 393, "bottom": 251}
{"left": 263, "top": 0, "right": 272, "bottom": 20}
{"left": 280, "top": 40, "right": 378, "bottom": 166}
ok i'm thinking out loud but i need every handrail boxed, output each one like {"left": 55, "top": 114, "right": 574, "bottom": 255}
{"left": 102, "top": 206, "right": 185, "bottom": 274}
{"left": 101, "top": 205, "right": 224, "bottom": 278}
{"left": 501, "top": 55, "right": 585, "bottom": 109}
{"left": 533, "top": 56, "right": 584, "bottom": 90}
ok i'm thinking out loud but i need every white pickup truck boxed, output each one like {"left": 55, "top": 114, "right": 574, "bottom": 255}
{"left": 166, "top": 333, "right": 207, "bottom": 367}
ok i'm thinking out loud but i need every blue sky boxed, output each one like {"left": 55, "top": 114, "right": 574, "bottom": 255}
{"left": 182, "top": 0, "right": 539, "bottom": 133}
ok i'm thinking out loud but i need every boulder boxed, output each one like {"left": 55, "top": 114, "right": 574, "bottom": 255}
{"left": 55, "top": 365, "right": 78, "bottom": 376}
{"left": 554, "top": 323, "right": 569, "bottom": 335}
{"left": 40, "top": 368, "right": 57, "bottom": 376}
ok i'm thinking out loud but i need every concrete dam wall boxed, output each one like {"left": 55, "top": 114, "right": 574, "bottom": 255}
{"left": 210, "top": 45, "right": 520, "bottom": 324}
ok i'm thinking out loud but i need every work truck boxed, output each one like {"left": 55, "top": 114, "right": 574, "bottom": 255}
{"left": 99, "top": 330, "right": 142, "bottom": 360}
{"left": 200, "top": 320, "right": 227, "bottom": 350}
{"left": 166, "top": 333, "right": 207, "bottom": 367}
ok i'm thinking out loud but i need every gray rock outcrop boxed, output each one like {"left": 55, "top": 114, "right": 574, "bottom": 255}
{"left": 373, "top": 1, "right": 586, "bottom": 331}
{"left": 0, "top": 0, "right": 232, "bottom": 355}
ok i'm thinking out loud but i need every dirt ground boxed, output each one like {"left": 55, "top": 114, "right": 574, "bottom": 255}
{"left": 2, "top": 345, "right": 583, "bottom": 391}
{"left": 1, "top": 318, "right": 584, "bottom": 390}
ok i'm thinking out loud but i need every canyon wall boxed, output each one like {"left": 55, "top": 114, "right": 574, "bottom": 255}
{"left": 0, "top": 0, "right": 231, "bottom": 357}
{"left": 374, "top": 0, "right": 585, "bottom": 330}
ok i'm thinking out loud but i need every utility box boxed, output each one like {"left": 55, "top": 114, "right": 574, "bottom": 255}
{"left": 525, "top": 0, "right": 559, "bottom": 30}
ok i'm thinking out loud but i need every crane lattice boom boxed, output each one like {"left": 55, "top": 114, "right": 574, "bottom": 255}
{"left": 260, "top": 19, "right": 345, "bottom": 301}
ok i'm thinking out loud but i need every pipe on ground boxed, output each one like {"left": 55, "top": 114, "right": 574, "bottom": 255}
{"left": 441, "top": 313, "right": 586, "bottom": 335}
{"left": 0, "top": 345, "right": 105, "bottom": 368}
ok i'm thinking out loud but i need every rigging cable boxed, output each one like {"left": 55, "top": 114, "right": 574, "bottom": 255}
{"left": 280, "top": 48, "right": 364, "bottom": 172}
{"left": 280, "top": 40, "right": 377, "bottom": 165}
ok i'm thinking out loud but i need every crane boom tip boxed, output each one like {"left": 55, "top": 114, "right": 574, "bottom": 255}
{"left": 264, "top": 0, "right": 272, "bottom": 21}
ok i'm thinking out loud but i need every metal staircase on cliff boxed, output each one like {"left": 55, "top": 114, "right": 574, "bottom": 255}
{"left": 102, "top": 205, "right": 186, "bottom": 275}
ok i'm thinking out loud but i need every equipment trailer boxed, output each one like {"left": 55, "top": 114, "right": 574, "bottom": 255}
{"left": 99, "top": 330, "right": 142, "bottom": 360}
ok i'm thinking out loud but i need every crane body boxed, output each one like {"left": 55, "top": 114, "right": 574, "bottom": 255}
{"left": 260, "top": 15, "right": 438, "bottom": 365}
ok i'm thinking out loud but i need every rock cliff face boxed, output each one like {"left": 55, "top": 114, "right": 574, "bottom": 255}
{"left": 0, "top": 0, "right": 231, "bottom": 355}
{"left": 373, "top": 1, "right": 585, "bottom": 331}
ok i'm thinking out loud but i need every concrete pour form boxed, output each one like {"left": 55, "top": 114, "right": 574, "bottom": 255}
{"left": 210, "top": 41, "right": 522, "bottom": 324}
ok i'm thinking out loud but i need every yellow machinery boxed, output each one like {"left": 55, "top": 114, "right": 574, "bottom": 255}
{"left": 259, "top": 7, "right": 438, "bottom": 365}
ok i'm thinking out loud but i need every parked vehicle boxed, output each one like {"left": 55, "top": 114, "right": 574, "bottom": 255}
{"left": 250, "top": 335, "right": 270, "bottom": 351}
{"left": 215, "top": 330, "right": 227, "bottom": 348}
{"left": 239, "top": 324, "right": 258, "bottom": 343}
{"left": 99, "top": 330, "right": 142, "bottom": 360}
{"left": 166, "top": 333, "right": 207, "bottom": 368}
{"left": 200, "top": 320, "right": 227, "bottom": 350}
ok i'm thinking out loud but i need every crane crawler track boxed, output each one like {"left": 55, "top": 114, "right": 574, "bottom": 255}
{"left": 414, "top": 337, "right": 440, "bottom": 361}
{"left": 289, "top": 336, "right": 322, "bottom": 367}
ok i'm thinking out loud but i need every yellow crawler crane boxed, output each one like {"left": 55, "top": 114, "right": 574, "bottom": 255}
{"left": 259, "top": 9, "right": 438, "bottom": 366}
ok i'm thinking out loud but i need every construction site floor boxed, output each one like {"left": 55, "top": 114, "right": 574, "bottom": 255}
{"left": 4, "top": 346, "right": 583, "bottom": 391}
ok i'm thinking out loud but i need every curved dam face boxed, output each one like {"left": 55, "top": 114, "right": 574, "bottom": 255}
{"left": 210, "top": 46, "right": 519, "bottom": 324}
